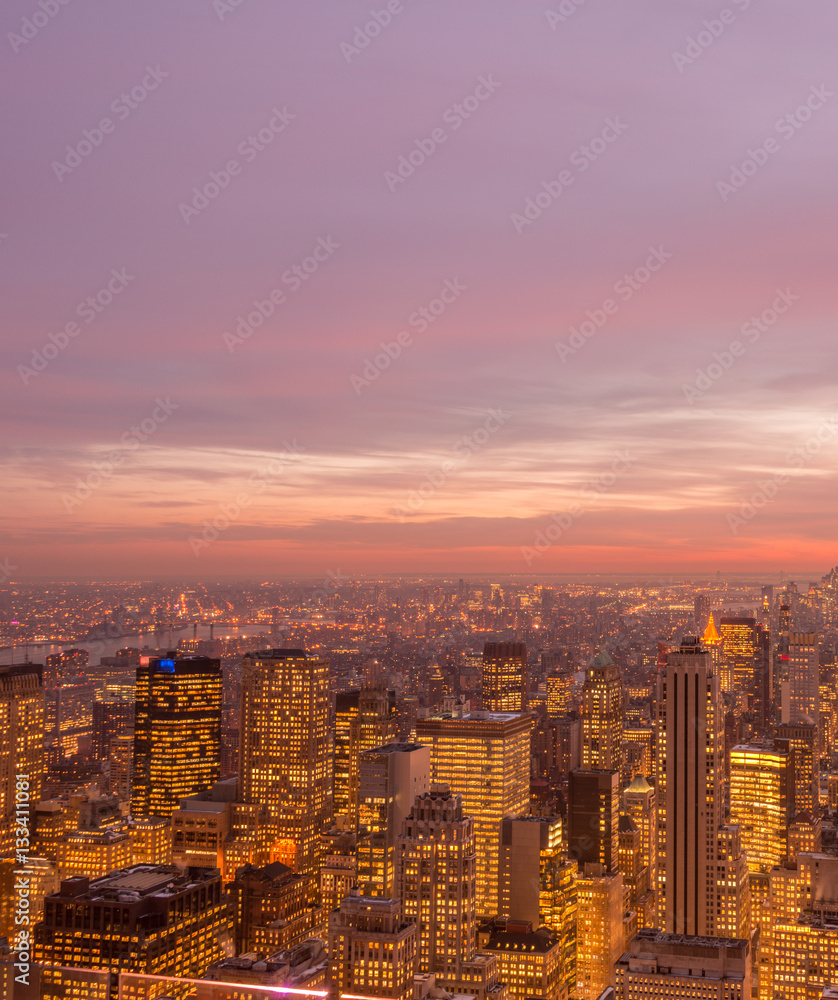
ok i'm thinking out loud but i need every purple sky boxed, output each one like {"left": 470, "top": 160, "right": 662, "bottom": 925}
{"left": 2, "top": 0, "right": 837, "bottom": 578}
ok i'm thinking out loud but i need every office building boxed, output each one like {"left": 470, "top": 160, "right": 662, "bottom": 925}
{"left": 575, "top": 864, "right": 624, "bottom": 1000}
{"left": 131, "top": 654, "right": 222, "bottom": 820}
{"left": 395, "top": 787, "right": 476, "bottom": 979}
{"left": 568, "top": 768, "right": 619, "bottom": 871}
{"left": 730, "top": 744, "right": 790, "bottom": 874}
{"left": 656, "top": 637, "right": 748, "bottom": 937}
{"left": 229, "top": 861, "right": 320, "bottom": 956}
{"left": 0, "top": 663, "right": 44, "bottom": 855}
{"left": 357, "top": 742, "right": 430, "bottom": 896}
{"left": 417, "top": 709, "right": 531, "bottom": 915}
{"left": 91, "top": 697, "right": 133, "bottom": 761}
{"left": 481, "top": 922, "right": 563, "bottom": 1000}
{"left": 775, "top": 721, "right": 819, "bottom": 816}
{"left": 328, "top": 892, "right": 417, "bottom": 1000}
{"left": 720, "top": 616, "right": 758, "bottom": 698}
{"left": 614, "top": 928, "right": 752, "bottom": 1000}
{"left": 498, "top": 815, "right": 562, "bottom": 928}
{"left": 782, "top": 632, "right": 819, "bottom": 725}
{"left": 546, "top": 669, "right": 573, "bottom": 718}
{"left": 622, "top": 774, "right": 657, "bottom": 901}
{"left": 34, "top": 866, "right": 231, "bottom": 995}
{"left": 482, "top": 642, "right": 528, "bottom": 712}
{"left": 239, "top": 648, "right": 330, "bottom": 875}
{"left": 581, "top": 651, "right": 623, "bottom": 771}
{"left": 349, "top": 683, "right": 400, "bottom": 824}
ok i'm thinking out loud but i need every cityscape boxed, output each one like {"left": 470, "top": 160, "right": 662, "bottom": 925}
{"left": 2, "top": 571, "right": 838, "bottom": 998}
{"left": 3, "top": 1, "right": 837, "bottom": 999}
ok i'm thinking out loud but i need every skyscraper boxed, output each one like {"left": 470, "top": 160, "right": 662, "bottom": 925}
{"left": 482, "top": 642, "right": 528, "bottom": 711}
{"left": 349, "top": 682, "right": 400, "bottom": 823}
{"left": 782, "top": 632, "right": 819, "bottom": 725}
{"left": 730, "top": 744, "right": 790, "bottom": 875}
{"left": 239, "top": 648, "right": 330, "bottom": 876}
{"left": 329, "top": 893, "right": 417, "bottom": 1000}
{"left": 621, "top": 774, "right": 657, "bottom": 927}
{"left": 581, "top": 650, "right": 623, "bottom": 772}
{"left": 656, "top": 637, "right": 748, "bottom": 937}
{"left": 0, "top": 663, "right": 44, "bottom": 855}
{"left": 131, "top": 655, "right": 221, "bottom": 820}
{"left": 395, "top": 787, "right": 476, "bottom": 979}
{"left": 720, "top": 616, "right": 758, "bottom": 698}
{"left": 568, "top": 769, "right": 619, "bottom": 871}
{"left": 575, "top": 863, "right": 625, "bottom": 1000}
{"left": 416, "top": 708, "right": 531, "bottom": 915}
{"left": 356, "top": 741, "right": 430, "bottom": 896}
{"left": 498, "top": 814, "right": 563, "bottom": 928}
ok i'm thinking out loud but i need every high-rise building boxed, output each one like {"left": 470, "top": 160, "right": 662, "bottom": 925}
{"left": 417, "top": 709, "right": 531, "bottom": 915}
{"left": 481, "top": 921, "right": 563, "bottom": 1000}
{"left": 775, "top": 721, "right": 819, "bottom": 816}
{"left": 130, "top": 655, "right": 222, "bottom": 820}
{"left": 239, "top": 648, "right": 330, "bottom": 875}
{"left": 694, "top": 593, "right": 712, "bottom": 633}
{"left": 568, "top": 768, "right": 619, "bottom": 871}
{"left": 656, "top": 637, "right": 748, "bottom": 937}
{"left": 540, "top": 855, "right": 578, "bottom": 995}
{"left": 228, "top": 861, "right": 320, "bottom": 957}
{"left": 730, "top": 743, "right": 790, "bottom": 874}
{"left": 0, "top": 663, "right": 44, "bottom": 855}
{"left": 498, "top": 815, "right": 562, "bottom": 928}
{"left": 328, "top": 892, "right": 417, "bottom": 1000}
{"left": 395, "top": 787, "right": 476, "bottom": 980}
{"left": 575, "top": 863, "right": 625, "bottom": 1000}
{"left": 546, "top": 669, "right": 573, "bottom": 718}
{"left": 34, "top": 866, "right": 231, "bottom": 996}
{"left": 91, "top": 697, "right": 133, "bottom": 762}
{"left": 53, "top": 678, "right": 96, "bottom": 757}
{"left": 766, "top": 853, "right": 838, "bottom": 1000}
{"left": 621, "top": 774, "right": 657, "bottom": 927}
{"left": 615, "top": 928, "right": 752, "bottom": 1000}
{"left": 356, "top": 742, "right": 430, "bottom": 896}
{"left": 482, "top": 642, "right": 528, "bottom": 712}
{"left": 349, "top": 683, "right": 400, "bottom": 823}
{"left": 782, "top": 632, "right": 819, "bottom": 725}
{"left": 720, "top": 616, "right": 758, "bottom": 698}
{"left": 581, "top": 651, "right": 623, "bottom": 772}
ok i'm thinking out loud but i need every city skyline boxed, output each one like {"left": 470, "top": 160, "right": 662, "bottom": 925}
{"left": 3, "top": 1, "right": 837, "bottom": 578}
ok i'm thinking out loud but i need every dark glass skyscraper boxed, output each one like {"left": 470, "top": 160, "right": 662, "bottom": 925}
{"left": 131, "top": 654, "right": 221, "bottom": 819}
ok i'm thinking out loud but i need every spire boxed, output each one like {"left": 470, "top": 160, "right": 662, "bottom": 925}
{"left": 702, "top": 612, "right": 720, "bottom": 643}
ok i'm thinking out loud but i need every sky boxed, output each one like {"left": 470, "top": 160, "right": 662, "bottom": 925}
{"left": 2, "top": 0, "right": 837, "bottom": 579}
